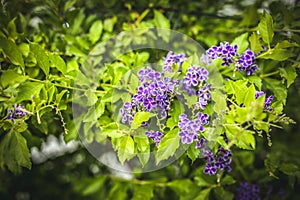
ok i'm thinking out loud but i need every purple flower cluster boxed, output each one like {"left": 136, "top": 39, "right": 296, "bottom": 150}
{"left": 196, "top": 134, "right": 232, "bottom": 175}
{"left": 7, "top": 104, "right": 28, "bottom": 123}
{"left": 145, "top": 130, "right": 164, "bottom": 146}
{"left": 120, "top": 68, "right": 179, "bottom": 124}
{"left": 163, "top": 51, "right": 186, "bottom": 73}
{"left": 203, "top": 147, "right": 232, "bottom": 175}
{"left": 236, "top": 182, "right": 261, "bottom": 200}
{"left": 206, "top": 42, "right": 238, "bottom": 66}
{"left": 206, "top": 42, "right": 259, "bottom": 75}
{"left": 178, "top": 113, "right": 209, "bottom": 144}
{"left": 196, "top": 84, "right": 211, "bottom": 110}
{"left": 255, "top": 91, "right": 274, "bottom": 110}
{"left": 237, "top": 49, "right": 259, "bottom": 75}
{"left": 182, "top": 65, "right": 211, "bottom": 109}
{"left": 184, "top": 66, "right": 208, "bottom": 87}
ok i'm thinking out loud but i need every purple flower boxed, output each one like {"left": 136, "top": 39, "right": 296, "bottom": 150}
{"left": 7, "top": 104, "right": 28, "bottom": 123}
{"left": 196, "top": 138, "right": 207, "bottom": 149}
{"left": 182, "top": 65, "right": 211, "bottom": 109}
{"left": 163, "top": 51, "right": 186, "bottom": 73}
{"left": 120, "top": 66, "right": 180, "bottom": 125}
{"left": 206, "top": 42, "right": 238, "bottom": 66}
{"left": 255, "top": 91, "right": 274, "bottom": 110}
{"left": 145, "top": 131, "right": 164, "bottom": 146}
{"left": 264, "top": 95, "right": 274, "bottom": 110}
{"left": 204, "top": 163, "right": 217, "bottom": 175}
{"left": 178, "top": 112, "right": 208, "bottom": 144}
{"left": 236, "top": 182, "right": 261, "bottom": 200}
{"left": 255, "top": 91, "right": 265, "bottom": 99}
{"left": 201, "top": 135, "right": 232, "bottom": 176}
{"left": 237, "top": 49, "right": 258, "bottom": 75}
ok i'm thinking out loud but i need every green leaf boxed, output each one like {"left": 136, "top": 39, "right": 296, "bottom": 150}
{"left": 131, "top": 112, "right": 155, "bottom": 129}
{"left": 194, "top": 188, "right": 211, "bottom": 200}
{"left": 279, "top": 163, "right": 299, "bottom": 176}
{"left": 260, "top": 48, "right": 294, "bottom": 61}
{"left": 279, "top": 66, "right": 297, "bottom": 88}
{"left": 166, "top": 99, "right": 184, "bottom": 129}
{"left": 187, "top": 143, "right": 200, "bottom": 162}
{"left": 85, "top": 90, "right": 98, "bottom": 106}
{"left": 134, "top": 135, "right": 149, "bottom": 152}
{"left": 254, "top": 121, "right": 269, "bottom": 133}
{"left": 221, "top": 175, "right": 236, "bottom": 185}
{"left": 167, "top": 179, "right": 194, "bottom": 195}
{"left": 49, "top": 53, "right": 67, "bottom": 75}
{"left": 248, "top": 76, "right": 262, "bottom": 90}
{"left": 240, "top": 6, "right": 259, "bottom": 26}
{"left": 211, "top": 90, "right": 227, "bottom": 114}
{"left": 8, "top": 17, "right": 18, "bottom": 40}
{"left": 156, "top": 128, "right": 180, "bottom": 164}
{"left": 183, "top": 93, "right": 198, "bottom": 108}
{"left": 194, "top": 176, "right": 212, "bottom": 187}
{"left": 257, "top": 11, "right": 274, "bottom": 45}
{"left": 16, "top": 82, "right": 44, "bottom": 103}
{"left": 18, "top": 43, "right": 30, "bottom": 57}
{"left": 236, "top": 130, "right": 256, "bottom": 150}
{"left": 231, "top": 33, "right": 249, "bottom": 54}
{"left": 225, "top": 80, "right": 248, "bottom": 105}
{"left": 83, "top": 99, "right": 105, "bottom": 122}
{"left": 243, "top": 84, "right": 256, "bottom": 107}
{"left": 82, "top": 176, "right": 106, "bottom": 196}
{"left": 153, "top": 10, "right": 170, "bottom": 42}
{"left": 64, "top": 122, "right": 78, "bottom": 143}
{"left": 118, "top": 135, "right": 135, "bottom": 164}
{"left": 55, "top": 89, "right": 68, "bottom": 104}
{"left": 0, "top": 69, "right": 28, "bottom": 88}
{"left": 264, "top": 78, "right": 287, "bottom": 104}
{"left": 224, "top": 125, "right": 255, "bottom": 150}
{"left": 64, "top": 0, "right": 77, "bottom": 11}
{"left": 30, "top": 43, "right": 50, "bottom": 77}
{"left": 72, "top": 9, "right": 85, "bottom": 34}
{"left": 66, "top": 45, "right": 86, "bottom": 57}
{"left": 132, "top": 184, "right": 154, "bottom": 200}
{"left": 249, "top": 32, "right": 263, "bottom": 53}
{"left": 154, "top": 10, "right": 170, "bottom": 29}
{"left": 213, "top": 187, "right": 234, "bottom": 200}
{"left": 275, "top": 40, "right": 299, "bottom": 49}
{"left": 0, "top": 131, "right": 31, "bottom": 174}
{"left": 89, "top": 20, "right": 103, "bottom": 44}
{"left": 103, "top": 16, "right": 117, "bottom": 32}
{"left": 107, "top": 182, "right": 128, "bottom": 200}
{"left": 0, "top": 36, "right": 25, "bottom": 69}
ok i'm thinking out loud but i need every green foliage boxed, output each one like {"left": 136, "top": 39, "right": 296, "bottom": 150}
{"left": 0, "top": 130, "right": 31, "bottom": 174}
{"left": 118, "top": 135, "right": 135, "bottom": 164}
{"left": 0, "top": 0, "right": 299, "bottom": 199}
{"left": 131, "top": 112, "right": 155, "bottom": 129}
{"left": 156, "top": 128, "right": 180, "bottom": 164}
{"left": 0, "top": 36, "right": 24, "bottom": 69}
{"left": 257, "top": 11, "right": 274, "bottom": 46}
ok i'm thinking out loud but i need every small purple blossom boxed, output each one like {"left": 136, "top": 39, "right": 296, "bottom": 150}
{"left": 145, "top": 131, "right": 164, "bottom": 146}
{"left": 120, "top": 67, "right": 179, "bottom": 124}
{"left": 7, "top": 104, "right": 28, "bottom": 123}
{"left": 206, "top": 42, "right": 238, "bottom": 66}
{"left": 182, "top": 65, "right": 211, "bottom": 109}
{"left": 163, "top": 51, "right": 186, "bottom": 73}
{"left": 203, "top": 147, "right": 232, "bottom": 175}
{"left": 198, "top": 136, "right": 232, "bottom": 176}
{"left": 237, "top": 49, "right": 259, "bottom": 75}
{"left": 255, "top": 91, "right": 274, "bottom": 110}
{"left": 178, "top": 112, "right": 208, "bottom": 144}
{"left": 236, "top": 182, "right": 261, "bottom": 200}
